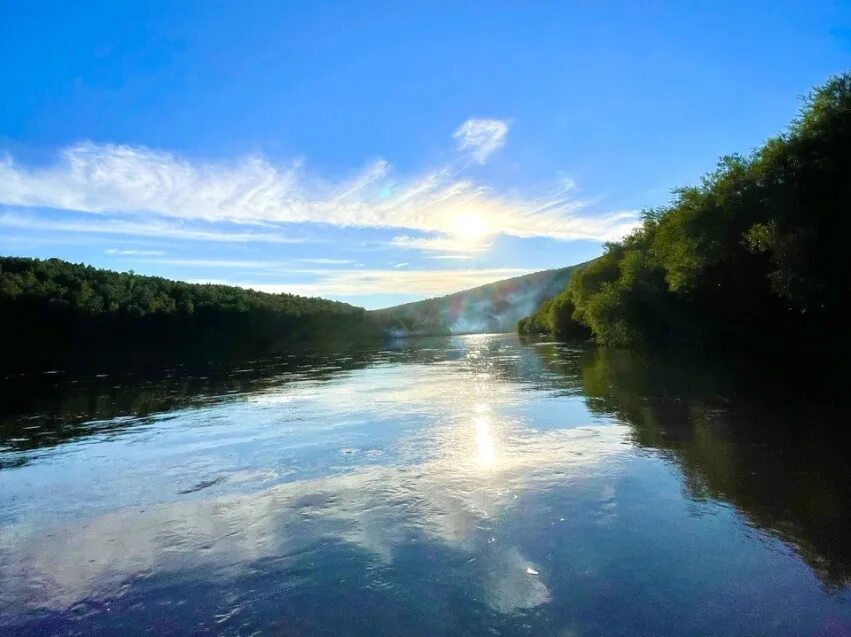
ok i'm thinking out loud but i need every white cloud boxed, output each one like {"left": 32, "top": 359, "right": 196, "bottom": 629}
{"left": 453, "top": 118, "right": 509, "bottom": 163}
{"left": 0, "top": 211, "right": 306, "bottom": 244}
{"left": 204, "top": 268, "right": 531, "bottom": 298}
{"left": 0, "top": 143, "right": 638, "bottom": 247}
{"left": 107, "top": 257, "right": 359, "bottom": 276}
{"left": 77, "top": 255, "right": 521, "bottom": 298}
{"left": 134, "top": 258, "right": 282, "bottom": 269}
{"left": 390, "top": 234, "right": 491, "bottom": 253}
{"left": 105, "top": 248, "right": 165, "bottom": 256}
{"left": 295, "top": 258, "right": 354, "bottom": 265}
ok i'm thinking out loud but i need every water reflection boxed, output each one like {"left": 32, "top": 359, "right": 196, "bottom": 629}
{"left": 561, "top": 346, "right": 851, "bottom": 589}
{"left": 1, "top": 335, "right": 850, "bottom": 635}
{"left": 473, "top": 411, "right": 498, "bottom": 470}
{"left": 0, "top": 338, "right": 625, "bottom": 621}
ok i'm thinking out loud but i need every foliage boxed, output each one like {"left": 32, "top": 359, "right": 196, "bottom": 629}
{"left": 517, "top": 288, "right": 590, "bottom": 340}
{"left": 520, "top": 73, "right": 851, "bottom": 352}
{"left": 0, "top": 256, "right": 380, "bottom": 370}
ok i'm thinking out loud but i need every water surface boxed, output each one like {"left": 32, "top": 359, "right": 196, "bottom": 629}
{"left": 1, "top": 334, "right": 850, "bottom": 635}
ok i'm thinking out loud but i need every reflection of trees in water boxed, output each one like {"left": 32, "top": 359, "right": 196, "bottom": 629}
{"left": 530, "top": 342, "right": 851, "bottom": 588}
{"left": 0, "top": 349, "right": 376, "bottom": 460}
{"left": 0, "top": 336, "right": 475, "bottom": 460}
{"left": 4, "top": 334, "right": 850, "bottom": 588}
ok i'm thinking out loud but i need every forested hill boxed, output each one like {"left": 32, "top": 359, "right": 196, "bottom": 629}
{"left": 519, "top": 73, "right": 851, "bottom": 356}
{"left": 371, "top": 265, "right": 583, "bottom": 336}
{"left": 0, "top": 256, "right": 379, "bottom": 370}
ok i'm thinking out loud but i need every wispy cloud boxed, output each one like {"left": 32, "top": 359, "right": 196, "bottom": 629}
{"left": 0, "top": 211, "right": 307, "bottom": 244}
{"left": 389, "top": 234, "right": 491, "bottom": 253}
{"left": 130, "top": 258, "right": 281, "bottom": 269}
{"left": 92, "top": 256, "right": 385, "bottom": 279}
{"left": 453, "top": 118, "right": 509, "bottom": 163}
{"left": 295, "top": 258, "right": 354, "bottom": 265}
{"left": 214, "top": 268, "right": 531, "bottom": 298}
{"left": 426, "top": 255, "right": 474, "bottom": 260}
{"left": 0, "top": 140, "right": 638, "bottom": 247}
{"left": 105, "top": 248, "right": 165, "bottom": 256}
{"left": 90, "top": 256, "right": 504, "bottom": 293}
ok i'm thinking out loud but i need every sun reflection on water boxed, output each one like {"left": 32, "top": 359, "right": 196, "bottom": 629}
{"left": 474, "top": 414, "right": 497, "bottom": 469}
{"left": 0, "top": 335, "right": 633, "bottom": 618}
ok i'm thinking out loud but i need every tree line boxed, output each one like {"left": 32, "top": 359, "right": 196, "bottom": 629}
{"left": 1, "top": 256, "right": 381, "bottom": 370}
{"left": 520, "top": 73, "right": 851, "bottom": 356}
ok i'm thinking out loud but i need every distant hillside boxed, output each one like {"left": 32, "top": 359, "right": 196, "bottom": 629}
{"left": 370, "top": 265, "right": 585, "bottom": 336}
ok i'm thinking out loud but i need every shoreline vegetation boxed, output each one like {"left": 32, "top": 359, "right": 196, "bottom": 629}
{"left": 0, "top": 257, "right": 581, "bottom": 372}
{"left": 518, "top": 73, "right": 851, "bottom": 357}
{"left": 0, "top": 257, "right": 382, "bottom": 372}
{"left": 4, "top": 73, "right": 849, "bottom": 371}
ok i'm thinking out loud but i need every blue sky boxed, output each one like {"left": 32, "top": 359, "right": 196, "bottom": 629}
{"left": 1, "top": 1, "right": 849, "bottom": 308}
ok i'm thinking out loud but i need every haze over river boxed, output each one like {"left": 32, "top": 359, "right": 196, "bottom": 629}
{"left": 1, "top": 334, "right": 850, "bottom": 635}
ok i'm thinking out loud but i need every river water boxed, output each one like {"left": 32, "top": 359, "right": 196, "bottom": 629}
{"left": 1, "top": 334, "right": 850, "bottom": 635}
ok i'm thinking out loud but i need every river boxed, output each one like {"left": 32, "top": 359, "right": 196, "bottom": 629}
{"left": 1, "top": 334, "right": 850, "bottom": 635}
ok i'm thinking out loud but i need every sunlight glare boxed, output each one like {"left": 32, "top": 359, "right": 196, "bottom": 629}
{"left": 451, "top": 212, "right": 489, "bottom": 241}
{"left": 474, "top": 414, "right": 497, "bottom": 469}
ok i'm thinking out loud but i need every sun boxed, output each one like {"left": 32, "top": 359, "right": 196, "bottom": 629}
{"left": 450, "top": 212, "right": 489, "bottom": 241}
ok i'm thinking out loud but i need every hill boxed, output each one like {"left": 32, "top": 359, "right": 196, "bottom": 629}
{"left": 370, "top": 265, "right": 584, "bottom": 336}
{"left": 0, "top": 256, "right": 379, "bottom": 370}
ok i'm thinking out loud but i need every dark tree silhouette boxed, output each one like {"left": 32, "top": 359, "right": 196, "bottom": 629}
{"left": 520, "top": 73, "right": 851, "bottom": 356}
{"left": 1, "top": 257, "right": 381, "bottom": 370}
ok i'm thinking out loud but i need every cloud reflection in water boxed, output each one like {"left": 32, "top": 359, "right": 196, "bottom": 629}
{"left": 0, "top": 339, "right": 629, "bottom": 618}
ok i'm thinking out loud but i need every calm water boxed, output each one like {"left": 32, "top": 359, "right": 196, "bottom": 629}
{"left": 1, "top": 334, "right": 850, "bottom": 636}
